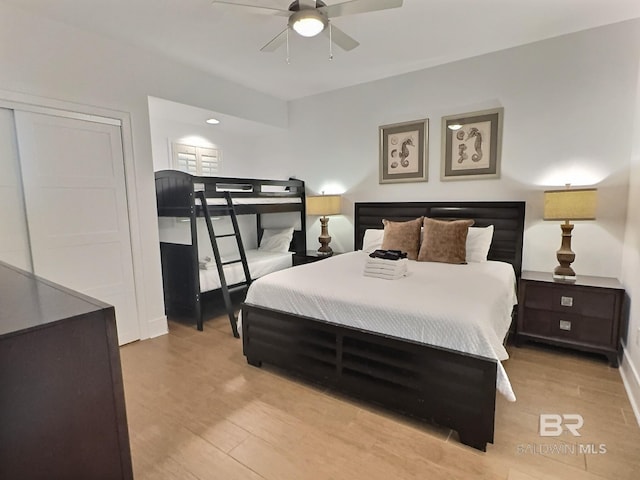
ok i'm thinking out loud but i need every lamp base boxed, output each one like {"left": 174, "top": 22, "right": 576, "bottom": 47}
{"left": 317, "top": 216, "right": 333, "bottom": 255}
{"left": 553, "top": 222, "right": 576, "bottom": 281}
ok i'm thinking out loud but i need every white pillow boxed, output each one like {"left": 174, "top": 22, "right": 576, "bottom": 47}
{"left": 259, "top": 227, "right": 294, "bottom": 253}
{"left": 362, "top": 229, "right": 385, "bottom": 253}
{"left": 466, "top": 225, "right": 494, "bottom": 263}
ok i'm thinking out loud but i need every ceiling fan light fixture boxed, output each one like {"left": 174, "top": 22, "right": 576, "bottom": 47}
{"left": 289, "top": 9, "right": 327, "bottom": 37}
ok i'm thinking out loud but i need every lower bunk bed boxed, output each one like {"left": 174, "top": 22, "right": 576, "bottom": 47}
{"left": 198, "top": 249, "right": 293, "bottom": 293}
{"left": 240, "top": 200, "right": 525, "bottom": 451}
{"left": 160, "top": 241, "right": 294, "bottom": 332}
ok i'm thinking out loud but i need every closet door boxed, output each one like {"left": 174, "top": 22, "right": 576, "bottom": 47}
{"left": 14, "top": 111, "right": 140, "bottom": 345}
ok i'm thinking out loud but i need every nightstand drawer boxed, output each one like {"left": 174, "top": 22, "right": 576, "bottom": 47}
{"left": 522, "top": 309, "right": 613, "bottom": 346}
{"left": 524, "top": 284, "right": 617, "bottom": 320}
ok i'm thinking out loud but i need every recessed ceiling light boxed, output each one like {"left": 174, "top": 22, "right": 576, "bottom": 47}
{"left": 206, "top": 118, "right": 220, "bottom": 125}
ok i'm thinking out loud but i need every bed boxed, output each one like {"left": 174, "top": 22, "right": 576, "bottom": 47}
{"left": 240, "top": 201, "right": 525, "bottom": 451}
{"left": 198, "top": 249, "right": 294, "bottom": 293}
{"left": 154, "top": 170, "right": 307, "bottom": 331}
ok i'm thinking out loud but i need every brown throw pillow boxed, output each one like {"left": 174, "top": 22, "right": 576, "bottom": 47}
{"left": 418, "top": 217, "right": 474, "bottom": 264}
{"left": 381, "top": 217, "right": 423, "bottom": 260}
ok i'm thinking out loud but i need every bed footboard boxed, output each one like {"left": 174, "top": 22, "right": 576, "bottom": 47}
{"left": 241, "top": 303, "right": 497, "bottom": 451}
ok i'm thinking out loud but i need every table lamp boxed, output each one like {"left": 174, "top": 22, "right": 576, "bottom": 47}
{"left": 543, "top": 186, "right": 597, "bottom": 281}
{"left": 306, "top": 194, "right": 342, "bottom": 254}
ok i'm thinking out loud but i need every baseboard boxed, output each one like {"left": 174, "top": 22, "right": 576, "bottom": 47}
{"left": 620, "top": 346, "right": 640, "bottom": 426}
{"left": 145, "top": 314, "right": 169, "bottom": 339}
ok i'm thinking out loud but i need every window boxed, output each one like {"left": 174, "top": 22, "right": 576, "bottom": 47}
{"left": 172, "top": 142, "right": 221, "bottom": 176}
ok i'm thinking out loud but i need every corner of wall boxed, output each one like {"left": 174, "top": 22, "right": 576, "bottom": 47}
{"left": 620, "top": 345, "right": 640, "bottom": 426}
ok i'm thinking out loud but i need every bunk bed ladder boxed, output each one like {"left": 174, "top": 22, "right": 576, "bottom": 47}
{"left": 196, "top": 191, "right": 252, "bottom": 337}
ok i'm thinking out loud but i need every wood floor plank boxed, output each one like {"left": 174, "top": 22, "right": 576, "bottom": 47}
{"left": 585, "top": 452, "right": 640, "bottom": 480}
{"left": 120, "top": 317, "right": 639, "bottom": 480}
{"left": 620, "top": 406, "right": 638, "bottom": 426}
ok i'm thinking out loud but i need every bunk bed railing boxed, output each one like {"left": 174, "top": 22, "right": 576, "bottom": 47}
{"left": 155, "top": 170, "right": 305, "bottom": 217}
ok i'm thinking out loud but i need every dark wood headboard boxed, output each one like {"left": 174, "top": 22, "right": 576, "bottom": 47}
{"left": 354, "top": 201, "right": 526, "bottom": 277}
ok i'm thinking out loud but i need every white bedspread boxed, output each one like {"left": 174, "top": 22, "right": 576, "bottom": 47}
{"left": 243, "top": 251, "right": 517, "bottom": 401}
{"left": 199, "top": 249, "right": 292, "bottom": 293}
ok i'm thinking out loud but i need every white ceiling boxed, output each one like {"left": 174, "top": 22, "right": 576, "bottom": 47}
{"left": 6, "top": 0, "right": 640, "bottom": 101}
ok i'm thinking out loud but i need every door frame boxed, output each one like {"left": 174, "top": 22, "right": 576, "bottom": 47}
{"left": 0, "top": 89, "right": 148, "bottom": 341}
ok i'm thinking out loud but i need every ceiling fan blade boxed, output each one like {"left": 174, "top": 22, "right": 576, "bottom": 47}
{"left": 260, "top": 28, "right": 289, "bottom": 52}
{"left": 211, "top": 0, "right": 290, "bottom": 16}
{"left": 324, "top": 24, "right": 360, "bottom": 51}
{"left": 324, "top": 0, "right": 403, "bottom": 18}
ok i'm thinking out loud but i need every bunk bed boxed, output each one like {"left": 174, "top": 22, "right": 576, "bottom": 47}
{"left": 154, "top": 170, "right": 306, "bottom": 333}
{"left": 241, "top": 201, "right": 525, "bottom": 451}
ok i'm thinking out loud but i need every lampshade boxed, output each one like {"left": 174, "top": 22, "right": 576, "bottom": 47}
{"left": 543, "top": 188, "right": 597, "bottom": 221}
{"left": 306, "top": 195, "right": 341, "bottom": 216}
{"left": 290, "top": 9, "right": 327, "bottom": 37}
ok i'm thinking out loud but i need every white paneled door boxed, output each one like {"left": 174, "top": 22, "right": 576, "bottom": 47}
{"left": 14, "top": 111, "right": 140, "bottom": 344}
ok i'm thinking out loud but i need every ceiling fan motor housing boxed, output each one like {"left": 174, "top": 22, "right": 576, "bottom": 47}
{"left": 287, "top": 1, "right": 328, "bottom": 12}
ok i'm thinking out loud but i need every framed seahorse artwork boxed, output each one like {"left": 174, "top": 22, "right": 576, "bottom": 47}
{"left": 379, "top": 119, "right": 428, "bottom": 184}
{"left": 441, "top": 107, "right": 503, "bottom": 181}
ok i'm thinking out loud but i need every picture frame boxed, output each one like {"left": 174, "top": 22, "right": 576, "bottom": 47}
{"left": 379, "top": 119, "right": 428, "bottom": 184}
{"left": 441, "top": 107, "right": 503, "bottom": 181}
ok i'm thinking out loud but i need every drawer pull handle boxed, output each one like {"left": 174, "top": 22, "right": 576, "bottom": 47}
{"left": 559, "top": 320, "right": 572, "bottom": 331}
{"left": 560, "top": 296, "right": 574, "bottom": 307}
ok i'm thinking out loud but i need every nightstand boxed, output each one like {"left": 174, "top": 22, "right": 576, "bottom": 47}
{"left": 516, "top": 271, "right": 624, "bottom": 367}
{"left": 292, "top": 250, "right": 341, "bottom": 266}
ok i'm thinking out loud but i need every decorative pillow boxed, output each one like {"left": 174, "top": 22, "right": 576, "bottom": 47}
{"left": 362, "top": 229, "right": 385, "bottom": 253}
{"left": 258, "top": 227, "right": 294, "bottom": 253}
{"left": 466, "top": 225, "right": 494, "bottom": 263}
{"left": 418, "top": 217, "right": 474, "bottom": 264}
{"left": 381, "top": 217, "right": 423, "bottom": 260}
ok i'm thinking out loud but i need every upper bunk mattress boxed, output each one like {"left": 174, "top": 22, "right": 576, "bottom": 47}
{"left": 242, "top": 250, "right": 518, "bottom": 401}
{"left": 195, "top": 197, "right": 302, "bottom": 205}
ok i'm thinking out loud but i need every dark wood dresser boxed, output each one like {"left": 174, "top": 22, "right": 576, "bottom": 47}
{"left": 0, "top": 261, "right": 133, "bottom": 479}
{"left": 516, "top": 270, "right": 624, "bottom": 367}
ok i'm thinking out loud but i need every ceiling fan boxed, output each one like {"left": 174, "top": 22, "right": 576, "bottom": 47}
{"left": 212, "top": 0, "right": 404, "bottom": 53}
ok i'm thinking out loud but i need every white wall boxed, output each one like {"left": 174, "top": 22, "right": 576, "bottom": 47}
{"left": 148, "top": 97, "right": 289, "bottom": 178}
{"left": 620, "top": 51, "right": 640, "bottom": 422}
{"left": 285, "top": 19, "right": 640, "bottom": 274}
{"left": 0, "top": 108, "right": 31, "bottom": 271}
{"left": 0, "top": 2, "right": 287, "bottom": 339}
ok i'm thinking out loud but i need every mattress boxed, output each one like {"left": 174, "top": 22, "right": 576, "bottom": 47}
{"left": 242, "top": 250, "right": 517, "bottom": 401}
{"left": 199, "top": 249, "right": 292, "bottom": 293}
{"left": 194, "top": 197, "right": 302, "bottom": 205}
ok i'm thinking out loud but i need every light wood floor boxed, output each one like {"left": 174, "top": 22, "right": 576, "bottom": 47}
{"left": 120, "top": 316, "right": 640, "bottom": 480}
